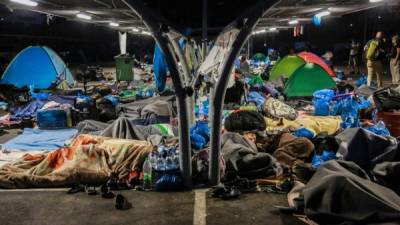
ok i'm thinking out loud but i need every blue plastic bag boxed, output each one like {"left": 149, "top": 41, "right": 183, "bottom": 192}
{"left": 364, "top": 121, "right": 391, "bottom": 136}
{"left": 332, "top": 96, "right": 371, "bottom": 128}
{"left": 313, "top": 89, "right": 334, "bottom": 116}
{"left": 312, "top": 150, "right": 337, "bottom": 169}
{"left": 294, "top": 127, "right": 316, "bottom": 140}
{"left": 190, "top": 121, "right": 210, "bottom": 150}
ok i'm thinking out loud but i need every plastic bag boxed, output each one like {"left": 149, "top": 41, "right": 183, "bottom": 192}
{"left": 313, "top": 89, "right": 334, "bottom": 116}
{"left": 364, "top": 121, "right": 391, "bottom": 136}
{"left": 190, "top": 121, "right": 210, "bottom": 150}
{"left": 311, "top": 150, "right": 337, "bottom": 169}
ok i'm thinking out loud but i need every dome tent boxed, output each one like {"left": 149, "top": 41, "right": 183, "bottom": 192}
{"left": 297, "top": 51, "right": 335, "bottom": 77}
{"left": 284, "top": 63, "right": 336, "bottom": 98}
{"left": 1, "top": 46, "right": 75, "bottom": 89}
{"left": 269, "top": 55, "right": 305, "bottom": 81}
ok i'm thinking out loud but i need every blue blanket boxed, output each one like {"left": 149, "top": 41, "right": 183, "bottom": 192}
{"left": 3, "top": 128, "right": 77, "bottom": 151}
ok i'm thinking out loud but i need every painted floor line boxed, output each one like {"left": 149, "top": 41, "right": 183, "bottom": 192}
{"left": 193, "top": 189, "right": 208, "bottom": 225}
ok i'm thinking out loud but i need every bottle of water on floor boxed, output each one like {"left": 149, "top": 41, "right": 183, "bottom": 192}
{"left": 143, "top": 157, "right": 152, "bottom": 191}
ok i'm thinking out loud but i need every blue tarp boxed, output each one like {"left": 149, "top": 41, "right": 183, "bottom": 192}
{"left": 3, "top": 128, "right": 77, "bottom": 151}
{"left": 1, "top": 46, "right": 75, "bottom": 89}
{"left": 153, "top": 44, "right": 169, "bottom": 92}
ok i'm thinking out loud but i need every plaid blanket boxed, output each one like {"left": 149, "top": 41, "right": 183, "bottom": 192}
{"left": 0, "top": 134, "right": 153, "bottom": 188}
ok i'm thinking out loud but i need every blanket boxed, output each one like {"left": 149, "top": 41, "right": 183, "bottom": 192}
{"left": 336, "top": 128, "right": 398, "bottom": 169}
{"left": 221, "top": 132, "right": 278, "bottom": 179}
{"left": 304, "top": 160, "right": 400, "bottom": 224}
{"left": 0, "top": 134, "right": 153, "bottom": 188}
{"left": 76, "top": 118, "right": 177, "bottom": 142}
{"left": 266, "top": 115, "right": 342, "bottom": 136}
{"left": 3, "top": 128, "right": 77, "bottom": 151}
{"left": 117, "top": 96, "right": 175, "bottom": 119}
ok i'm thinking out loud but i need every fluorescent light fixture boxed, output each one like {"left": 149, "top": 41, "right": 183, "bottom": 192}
{"left": 76, "top": 13, "right": 92, "bottom": 20}
{"left": 132, "top": 28, "right": 139, "bottom": 32}
{"left": 109, "top": 22, "right": 119, "bottom": 27}
{"left": 141, "top": 31, "right": 151, "bottom": 35}
{"left": 315, "top": 10, "right": 331, "bottom": 18}
{"left": 10, "top": 0, "right": 38, "bottom": 7}
{"left": 269, "top": 27, "right": 277, "bottom": 31}
{"left": 256, "top": 29, "right": 266, "bottom": 34}
{"left": 288, "top": 20, "right": 299, "bottom": 25}
{"left": 370, "top": 0, "right": 383, "bottom": 2}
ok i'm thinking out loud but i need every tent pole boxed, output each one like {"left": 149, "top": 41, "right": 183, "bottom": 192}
{"left": 122, "top": 0, "right": 192, "bottom": 188}
{"left": 168, "top": 35, "right": 196, "bottom": 125}
{"left": 209, "top": 0, "right": 279, "bottom": 186}
{"left": 202, "top": 0, "right": 208, "bottom": 60}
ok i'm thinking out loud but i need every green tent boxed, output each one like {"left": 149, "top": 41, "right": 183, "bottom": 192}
{"left": 269, "top": 55, "right": 305, "bottom": 81}
{"left": 283, "top": 63, "right": 336, "bottom": 98}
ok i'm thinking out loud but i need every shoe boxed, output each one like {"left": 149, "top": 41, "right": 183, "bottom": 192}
{"left": 66, "top": 185, "right": 85, "bottom": 194}
{"left": 115, "top": 194, "right": 132, "bottom": 210}
{"left": 101, "top": 184, "right": 115, "bottom": 199}
{"left": 220, "top": 187, "right": 241, "bottom": 200}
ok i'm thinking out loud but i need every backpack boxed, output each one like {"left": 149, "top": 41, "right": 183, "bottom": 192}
{"left": 365, "top": 39, "right": 386, "bottom": 61}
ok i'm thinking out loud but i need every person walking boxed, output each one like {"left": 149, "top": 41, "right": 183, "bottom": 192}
{"left": 366, "top": 31, "right": 386, "bottom": 88}
{"left": 390, "top": 35, "right": 400, "bottom": 85}
{"left": 348, "top": 40, "right": 360, "bottom": 74}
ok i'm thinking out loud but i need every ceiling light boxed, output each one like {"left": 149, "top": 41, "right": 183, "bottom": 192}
{"left": 370, "top": 0, "right": 383, "bottom": 2}
{"left": 109, "top": 22, "right": 119, "bottom": 27}
{"left": 288, "top": 20, "right": 299, "bottom": 25}
{"left": 141, "top": 31, "right": 151, "bottom": 35}
{"left": 76, "top": 13, "right": 92, "bottom": 20}
{"left": 10, "top": 0, "right": 38, "bottom": 7}
{"left": 269, "top": 27, "right": 277, "bottom": 31}
{"left": 132, "top": 28, "right": 139, "bottom": 32}
{"left": 315, "top": 10, "right": 331, "bottom": 18}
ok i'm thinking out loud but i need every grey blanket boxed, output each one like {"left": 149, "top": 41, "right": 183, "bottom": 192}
{"left": 336, "top": 128, "right": 398, "bottom": 169}
{"left": 117, "top": 96, "right": 176, "bottom": 119}
{"left": 304, "top": 160, "right": 400, "bottom": 224}
{"left": 221, "top": 132, "right": 278, "bottom": 179}
{"left": 76, "top": 117, "right": 178, "bottom": 145}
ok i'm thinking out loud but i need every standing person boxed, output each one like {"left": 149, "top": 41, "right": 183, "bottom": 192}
{"left": 239, "top": 55, "right": 250, "bottom": 77}
{"left": 366, "top": 31, "right": 386, "bottom": 88}
{"left": 390, "top": 35, "right": 400, "bottom": 84}
{"left": 348, "top": 40, "right": 360, "bottom": 74}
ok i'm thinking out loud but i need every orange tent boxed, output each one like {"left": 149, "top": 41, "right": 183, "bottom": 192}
{"left": 298, "top": 51, "right": 335, "bottom": 77}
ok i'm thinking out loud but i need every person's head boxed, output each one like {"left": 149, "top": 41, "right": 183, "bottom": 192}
{"left": 242, "top": 132, "right": 256, "bottom": 143}
{"left": 392, "top": 35, "right": 399, "bottom": 45}
{"left": 376, "top": 31, "right": 384, "bottom": 39}
{"left": 240, "top": 55, "right": 246, "bottom": 62}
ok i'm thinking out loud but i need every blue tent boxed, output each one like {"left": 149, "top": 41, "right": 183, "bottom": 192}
{"left": 1, "top": 46, "right": 75, "bottom": 89}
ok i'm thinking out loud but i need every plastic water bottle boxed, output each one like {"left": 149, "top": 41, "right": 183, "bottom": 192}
{"left": 165, "top": 155, "right": 175, "bottom": 170}
{"left": 143, "top": 157, "right": 152, "bottom": 191}
{"left": 149, "top": 152, "right": 157, "bottom": 169}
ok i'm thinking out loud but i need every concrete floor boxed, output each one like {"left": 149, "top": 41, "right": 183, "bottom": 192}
{"left": 0, "top": 129, "right": 21, "bottom": 144}
{"left": 0, "top": 189, "right": 304, "bottom": 225}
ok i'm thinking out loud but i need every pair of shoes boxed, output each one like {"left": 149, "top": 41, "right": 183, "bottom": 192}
{"left": 101, "top": 184, "right": 115, "bottom": 199}
{"left": 66, "top": 184, "right": 85, "bottom": 194}
{"left": 211, "top": 186, "right": 241, "bottom": 200}
{"left": 115, "top": 194, "right": 132, "bottom": 210}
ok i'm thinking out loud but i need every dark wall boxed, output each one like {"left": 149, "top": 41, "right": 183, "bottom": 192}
{"left": 0, "top": 7, "right": 154, "bottom": 66}
{"left": 251, "top": 5, "right": 400, "bottom": 61}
